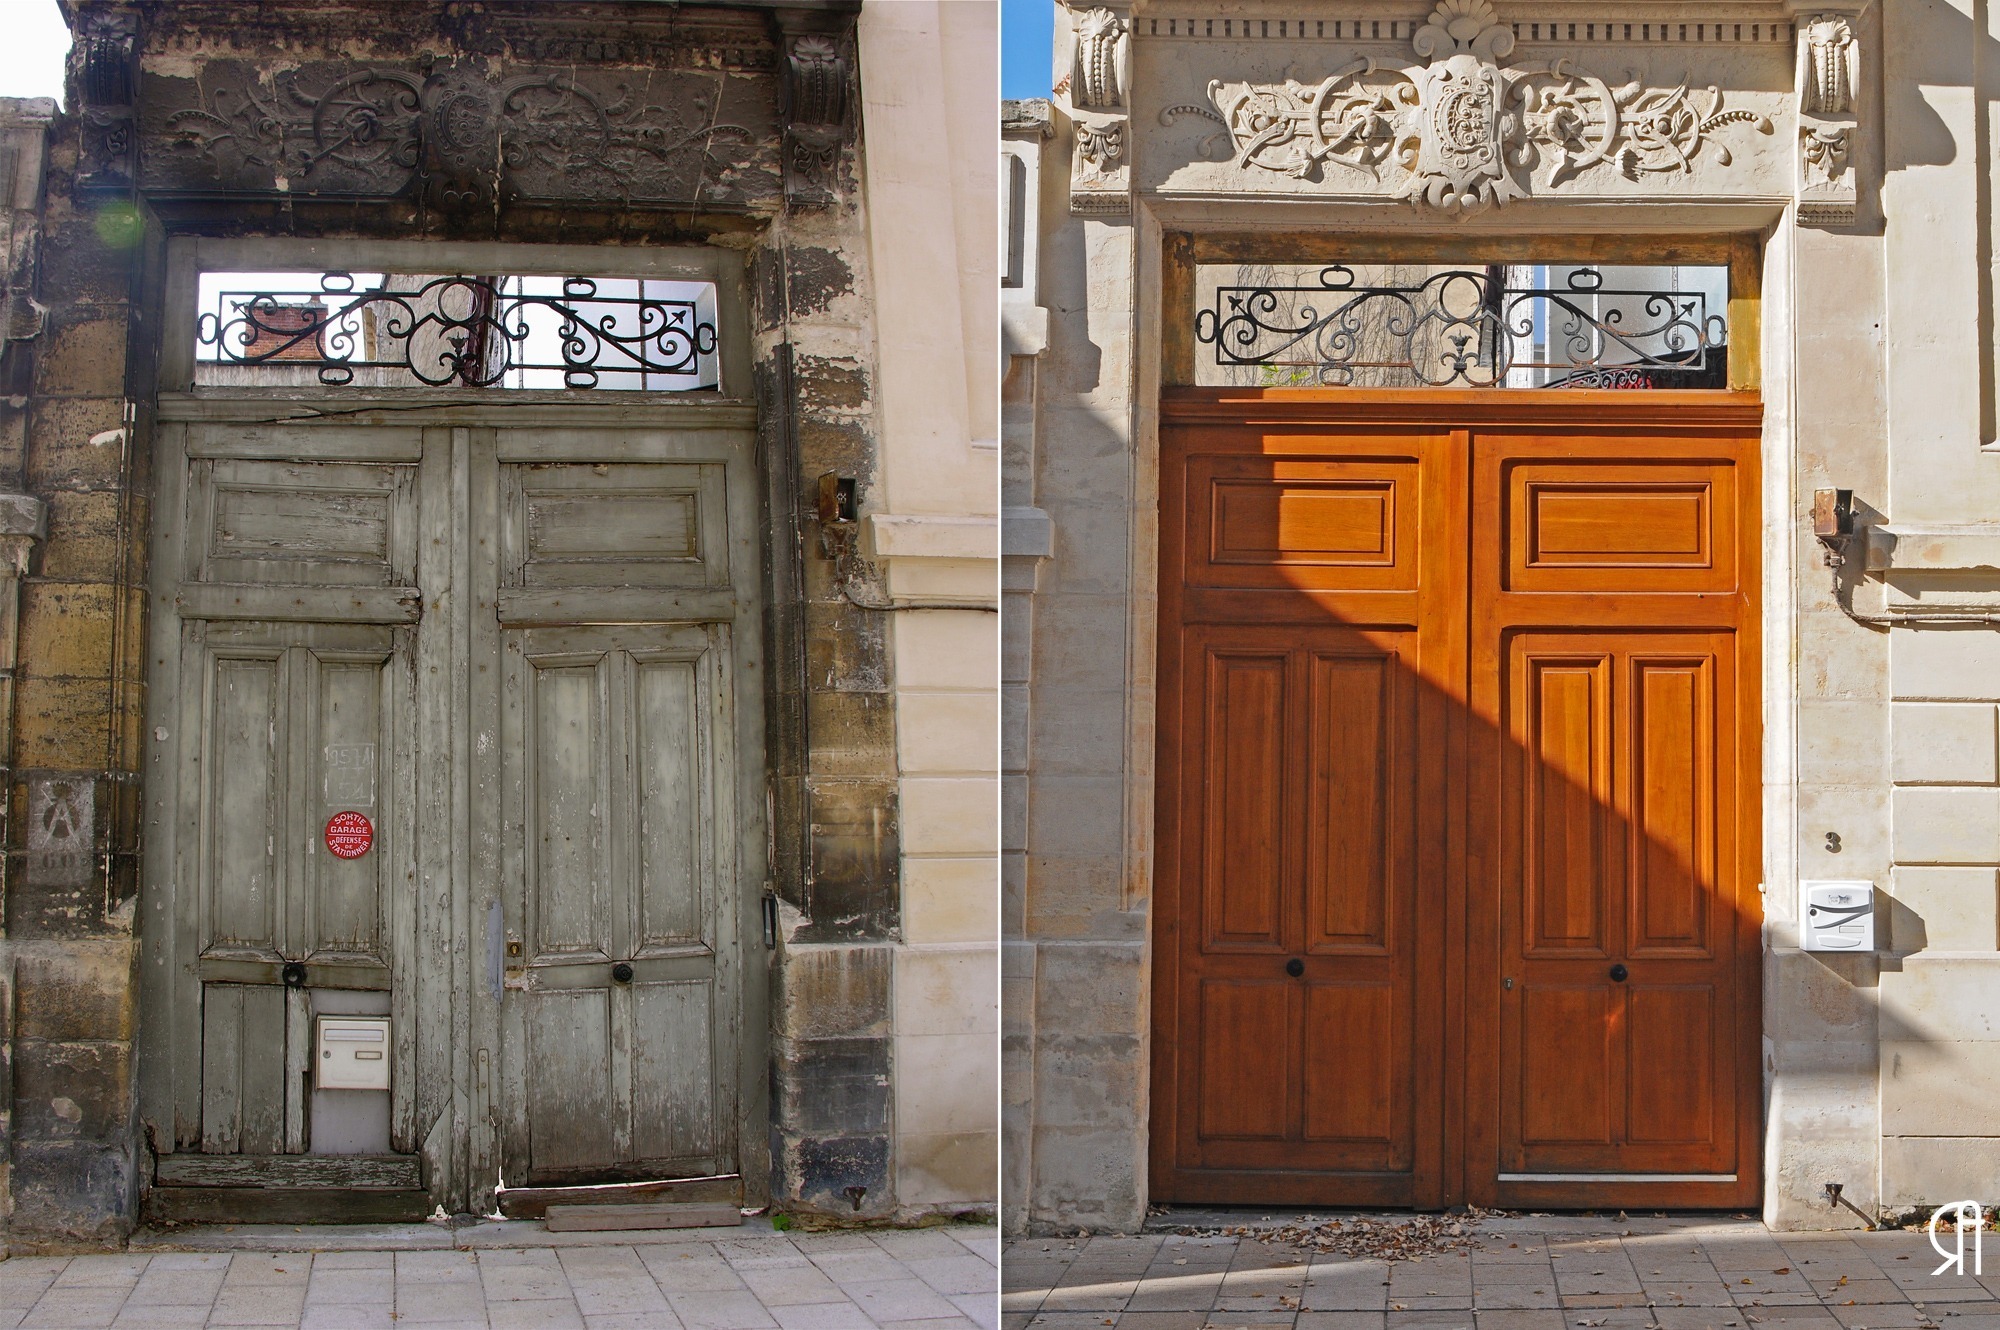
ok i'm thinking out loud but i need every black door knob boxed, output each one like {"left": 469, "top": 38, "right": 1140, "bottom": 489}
{"left": 282, "top": 962, "right": 307, "bottom": 988}
{"left": 1609, "top": 963, "right": 1628, "bottom": 983}
{"left": 1285, "top": 958, "right": 1304, "bottom": 978}
{"left": 611, "top": 962, "right": 635, "bottom": 984}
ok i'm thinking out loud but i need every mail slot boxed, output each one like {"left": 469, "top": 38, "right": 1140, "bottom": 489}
{"left": 315, "top": 1015, "right": 392, "bottom": 1091}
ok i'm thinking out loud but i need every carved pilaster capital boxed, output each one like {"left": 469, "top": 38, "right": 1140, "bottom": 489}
{"left": 1067, "top": 109, "right": 1129, "bottom": 215}
{"left": 1792, "top": 1, "right": 1868, "bottom": 227}
{"left": 71, "top": 6, "right": 141, "bottom": 200}
{"left": 773, "top": 7, "right": 857, "bottom": 208}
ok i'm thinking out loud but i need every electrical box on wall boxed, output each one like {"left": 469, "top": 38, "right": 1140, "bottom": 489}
{"left": 315, "top": 1015, "right": 391, "bottom": 1091}
{"left": 1801, "top": 880, "right": 1876, "bottom": 952}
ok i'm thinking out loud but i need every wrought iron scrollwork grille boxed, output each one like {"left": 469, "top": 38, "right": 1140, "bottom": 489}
{"left": 197, "top": 273, "right": 719, "bottom": 389}
{"left": 1195, "top": 266, "right": 1728, "bottom": 389}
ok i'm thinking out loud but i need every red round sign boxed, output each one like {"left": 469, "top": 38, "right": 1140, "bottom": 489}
{"left": 325, "top": 811, "right": 374, "bottom": 859}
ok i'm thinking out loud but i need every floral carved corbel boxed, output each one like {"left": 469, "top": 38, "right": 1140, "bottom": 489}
{"left": 1061, "top": 3, "right": 1131, "bottom": 214}
{"left": 1792, "top": 4, "right": 1867, "bottom": 227}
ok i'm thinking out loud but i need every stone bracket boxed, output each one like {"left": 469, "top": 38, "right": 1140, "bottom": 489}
{"left": 774, "top": 7, "right": 860, "bottom": 208}
{"left": 1061, "top": 5, "right": 1131, "bottom": 215}
{"left": 1792, "top": 3, "right": 1868, "bottom": 228}
{"left": 74, "top": 7, "right": 141, "bottom": 201}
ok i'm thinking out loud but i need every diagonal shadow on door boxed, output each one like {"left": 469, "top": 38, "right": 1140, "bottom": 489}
{"left": 1148, "top": 387, "right": 1764, "bottom": 1214}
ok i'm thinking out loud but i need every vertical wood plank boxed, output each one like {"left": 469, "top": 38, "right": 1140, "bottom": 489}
{"left": 465, "top": 426, "right": 504, "bottom": 1208}
{"left": 412, "top": 424, "right": 459, "bottom": 1205}
{"left": 237, "top": 985, "right": 287, "bottom": 1154}
{"left": 200, "top": 985, "right": 242, "bottom": 1154}
{"left": 284, "top": 987, "right": 310, "bottom": 1153}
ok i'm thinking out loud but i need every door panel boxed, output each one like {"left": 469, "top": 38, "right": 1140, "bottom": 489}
{"left": 1154, "top": 392, "right": 1759, "bottom": 1211}
{"left": 501, "top": 623, "right": 735, "bottom": 1184}
{"left": 1155, "top": 418, "right": 1452, "bottom": 1206}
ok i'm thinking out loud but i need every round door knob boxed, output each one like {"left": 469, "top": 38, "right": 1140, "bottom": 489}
{"left": 282, "top": 962, "right": 307, "bottom": 988}
{"left": 611, "top": 962, "right": 635, "bottom": 984}
{"left": 1608, "top": 963, "right": 1629, "bottom": 983}
{"left": 1285, "top": 958, "right": 1304, "bottom": 978}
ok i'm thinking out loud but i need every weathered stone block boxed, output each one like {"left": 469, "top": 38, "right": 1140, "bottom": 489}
{"left": 37, "top": 490, "right": 129, "bottom": 582}
{"left": 805, "top": 602, "right": 888, "bottom": 692}
{"left": 12, "top": 941, "right": 134, "bottom": 1042}
{"left": 6, "top": 1139, "right": 134, "bottom": 1241}
{"left": 804, "top": 775, "right": 899, "bottom": 938}
{"left": 13, "top": 675, "right": 115, "bottom": 769}
{"left": 11, "top": 1039, "right": 131, "bottom": 1140}
{"left": 771, "top": 1035, "right": 890, "bottom": 1135}
{"left": 17, "top": 580, "right": 119, "bottom": 680}
{"left": 34, "top": 312, "right": 129, "bottom": 402}
{"left": 804, "top": 689, "right": 896, "bottom": 777}
{"left": 773, "top": 942, "right": 891, "bottom": 1041}
{"left": 1892, "top": 702, "right": 1999, "bottom": 784}
{"left": 1881, "top": 955, "right": 2000, "bottom": 1041}
{"left": 23, "top": 397, "right": 125, "bottom": 492}
{"left": 784, "top": 1131, "right": 891, "bottom": 1217}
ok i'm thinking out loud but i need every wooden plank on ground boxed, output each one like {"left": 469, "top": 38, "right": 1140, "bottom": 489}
{"left": 155, "top": 1153, "right": 421, "bottom": 1190}
{"left": 543, "top": 1202, "right": 741, "bottom": 1232}
{"left": 143, "top": 1186, "right": 430, "bottom": 1225}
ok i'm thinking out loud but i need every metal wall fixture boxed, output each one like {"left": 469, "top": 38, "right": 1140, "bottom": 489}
{"left": 1195, "top": 264, "right": 1728, "bottom": 389}
{"left": 196, "top": 272, "right": 719, "bottom": 388}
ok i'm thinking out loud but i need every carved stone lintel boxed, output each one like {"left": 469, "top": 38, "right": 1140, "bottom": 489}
{"left": 74, "top": 9, "right": 141, "bottom": 199}
{"left": 1069, "top": 110, "right": 1129, "bottom": 215}
{"left": 1193, "top": 0, "right": 1771, "bottom": 216}
{"left": 778, "top": 21, "right": 854, "bottom": 207}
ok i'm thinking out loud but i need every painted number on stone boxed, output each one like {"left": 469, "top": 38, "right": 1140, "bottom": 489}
{"left": 325, "top": 811, "right": 374, "bottom": 859}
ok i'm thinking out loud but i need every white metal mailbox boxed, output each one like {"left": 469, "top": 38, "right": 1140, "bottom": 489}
{"left": 1801, "top": 880, "right": 1876, "bottom": 953}
{"left": 315, "top": 1016, "right": 391, "bottom": 1091}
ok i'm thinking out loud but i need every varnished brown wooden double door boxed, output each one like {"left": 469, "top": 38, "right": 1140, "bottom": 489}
{"left": 1151, "top": 389, "right": 1762, "bottom": 1211}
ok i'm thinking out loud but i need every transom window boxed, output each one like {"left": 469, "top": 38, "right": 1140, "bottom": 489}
{"left": 1194, "top": 263, "right": 1730, "bottom": 390}
{"left": 195, "top": 271, "right": 721, "bottom": 391}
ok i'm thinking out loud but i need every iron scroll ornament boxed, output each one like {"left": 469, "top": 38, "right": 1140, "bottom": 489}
{"left": 1195, "top": 266, "right": 1727, "bottom": 388}
{"left": 197, "top": 273, "right": 719, "bottom": 389}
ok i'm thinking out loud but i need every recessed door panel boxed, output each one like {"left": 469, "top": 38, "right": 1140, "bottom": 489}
{"left": 502, "top": 623, "right": 735, "bottom": 1184}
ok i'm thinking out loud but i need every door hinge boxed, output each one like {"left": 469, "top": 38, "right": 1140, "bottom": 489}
{"left": 762, "top": 891, "right": 778, "bottom": 949}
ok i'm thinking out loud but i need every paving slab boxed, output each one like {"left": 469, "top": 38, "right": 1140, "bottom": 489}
{"left": 1002, "top": 1215, "right": 1978, "bottom": 1330}
{"left": 0, "top": 1220, "right": 995, "bottom": 1329}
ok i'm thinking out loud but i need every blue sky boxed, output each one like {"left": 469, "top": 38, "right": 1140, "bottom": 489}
{"left": 1001, "top": 0, "right": 1055, "bottom": 100}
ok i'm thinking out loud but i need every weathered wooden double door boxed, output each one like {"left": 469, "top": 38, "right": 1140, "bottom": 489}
{"left": 1151, "top": 390, "right": 1762, "bottom": 1210}
{"left": 140, "top": 400, "right": 763, "bottom": 1213}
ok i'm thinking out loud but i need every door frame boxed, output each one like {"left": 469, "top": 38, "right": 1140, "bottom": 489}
{"left": 1147, "top": 228, "right": 1769, "bottom": 1210}
{"left": 137, "top": 236, "right": 769, "bottom": 1216}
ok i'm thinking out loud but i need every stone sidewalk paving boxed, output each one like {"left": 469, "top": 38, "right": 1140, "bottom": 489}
{"left": 1004, "top": 1213, "right": 2000, "bottom": 1330}
{"left": 0, "top": 1219, "right": 997, "bottom": 1329}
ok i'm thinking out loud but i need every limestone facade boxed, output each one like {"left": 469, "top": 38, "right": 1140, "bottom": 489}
{"left": 1006, "top": 0, "right": 2000, "bottom": 1233}
{"left": 0, "top": 0, "right": 996, "bottom": 1245}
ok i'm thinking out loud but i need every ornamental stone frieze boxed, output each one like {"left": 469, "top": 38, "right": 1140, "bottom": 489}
{"left": 1142, "top": 2, "right": 1801, "bottom": 215}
